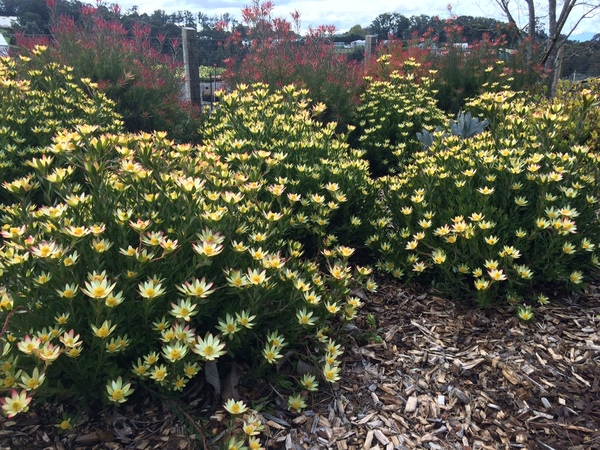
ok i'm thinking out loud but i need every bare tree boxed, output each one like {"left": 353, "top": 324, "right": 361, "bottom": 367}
{"left": 494, "top": 0, "right": 600, "bottom": 96}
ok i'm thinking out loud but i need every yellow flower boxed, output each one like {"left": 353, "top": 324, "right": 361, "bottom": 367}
{"left": 106, "top": 377, "right": 134, "bottom": 403}
{"left": 138, "top": 279, "right": 166, "bottom": 300}
{"left": 515, "top": 265, "right": 533, "bottom": 279}
{"left": 514, "top": 196, "right": 528, "bottom": 206}
{"left": 37, "top": 343, "right": 60, "bottom": 362}
{"left": 18, "top": 367, "right": 45, "bottom": 391}
{"left": 517, "top": 305, "right": 534, "bottom": 321}
{"left": 82, "top": 278, "right": 116, "bottom": 299}
{"left": 431, "top": 249, "right": 446, "bottom": 264}
{"left": 248, "top": 436, "right": 264, "bottom": 450}
{"left": 488, "top": 269, "right": 507, "bottom": 281}
{"left": 177, "top": 278, "right": 215, "bottom": 298}
{"left": 17, "top": 335, "right": 42, "bottom": 355}
{"left": 246, "top": 268, "right": 269, "bottom": 285}
{"left": 300, "top": 373, "right": 319, "bottom": 392}
{"left": 405, "top": 240, "right": 418, "bottom": 250}
{"left": 477, "top": 186, "right": 495, "bottom": 195}
{"left": 296, "top": 308, "right": 317, "bottom": 326}
{"left": 131, "top": 358, "right": 149, "bottom": 377}
{"left": 62, "top": 225, "right": 91, "bottom": 239}
{"left": 1, "top": 389, "right": 32, "bottom": 417}
{"left": 223, "top": 398, "right": 248, "bottom": 415}
{"left": 217, "top": 314, "right": 241, "bottom": 337}
{"left": 537, "top": 294, "right": 550, "bottom": 306}
{"left": 412, "top": 261, "right": 426, "bottom": 272}
{"left": 484, "top": 235, "right": 499, "bottom": 246}
{"left": 262, "top": 344, "right": 283, "bottom": 364}
{"left": 55, "top": 417, "right": 72, "bottom": 431}
{"left": 287, "top": 394, "right": 307, "bottom": 412}
{"left": 323, "top": 364, "right": 341, "bottom": 383}
{"left": 569, "top": 271, "right": 583, "bottom": 284}
{"left": 162, "top": 342, "right": 188, "bottom": 362}
{"left": 169, "top": 298, "right": 198, "bottom": 322}
{"left": 193, "top": 333, "right": 226, "bottom": 361}
{"left": 91, "top": 320, "right": 117, "bottom": 339}
{"left": 149, "top": 364, "right": 168, "bottom": 383}
{"left": 536, "top": 218, "right": 550, "bottom": 229}
{"left": 235, "top": 310, "right": 256, "bottom": 329}
{"left": 474, "top": 278, "right": 490, "bottom": 290}
{"left": 56, "top": 284, "right": 78, "bottom": 299}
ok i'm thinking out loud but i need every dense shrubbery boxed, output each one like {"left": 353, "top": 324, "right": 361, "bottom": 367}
{"left": 351, "top": 59, "right": 448, "bottom": 176}
{"left": 222, "top": 1, "right": 363, "bottom": 129}
{"left": 367, "top": 89, "right": 600, "bottom": 310}
{"left": 0, "top": 68, "right": 376, "bottom": 426}
{"left": 364, "top": 24, "right": 545, "bottom": 115}
{"left": 0, "top": 47, "right": 122, "bottom": 202}
{"left": 1, "top": 12, "right": 599, "bottom": 446}
{"left": 201, "top": 83, "right": 375, "bottom": 249}
{"left": 17, "top": 5, "right": 201, "bottom": 142}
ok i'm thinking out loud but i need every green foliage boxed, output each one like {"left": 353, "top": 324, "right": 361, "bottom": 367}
{"left": 201, "top": 83, "right": 375, "bottom": 249}
{"left": 0, "top": 47, "right": 122, "bottom": 196}
{"left": 367, "top": 89, "right": 600, "bottom": 308}
{"left": 17, "top": 7, "right": 201, "bottom": 143}
{"left": 198, "top": 65, "right": 225, "bottom": 80}
{"left": 555, "top": 78, "right": 600, "bottom": 153}
{"left": 223, "top": 1, "right": 363, "bottom": 129}
{"left": 352, "top": 62, "right": 448, "bottom": 176}
{"left": 0, "top": 82, "right": 376, "bottom": 416}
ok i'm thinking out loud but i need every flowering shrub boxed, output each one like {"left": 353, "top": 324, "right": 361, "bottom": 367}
{"left": 0, "top": 46, "right": 122, "bottom": 203}
{"left": 201, "top": 83, "right": 375, "bottom": 248}
{"left": 0, "top": 90, "right": 376, "bottom": 418}
{"left": 351, "top": 61, "right": 447, "bottom": 176}
{"left": 223, "top": 0, "right": 363, "bottom": 128}
{"left": 367, "top": 89, "right": 600, "bottom": 309}
{"left": 365, "top": 24, "right": 545, "bottom": 115}
{"left": 17, "top": 4, "right": 201, "bottom": 142}
{"left": 556, "top": 78, "right": 600, "bottom": 153}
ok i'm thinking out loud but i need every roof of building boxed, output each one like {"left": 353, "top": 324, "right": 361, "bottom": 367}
{"left": 0, "top": 16, "right": 17, "bottom": 28}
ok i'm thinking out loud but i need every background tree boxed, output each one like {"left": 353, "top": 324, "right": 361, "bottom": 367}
{"left": 494, "top": 0, "right": 600, "bottom": 95}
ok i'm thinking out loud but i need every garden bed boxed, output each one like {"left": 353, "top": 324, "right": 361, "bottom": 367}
{"left": 2, "top": 281, "right": 598, "bottom": 450}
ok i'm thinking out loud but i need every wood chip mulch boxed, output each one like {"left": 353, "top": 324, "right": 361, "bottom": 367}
{"left": 2, "top": 281, "right": 599, "bottom": 450}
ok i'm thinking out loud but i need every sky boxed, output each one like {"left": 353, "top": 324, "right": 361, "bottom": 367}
{"left": 113, "top": 0, "right": 599, "bottom": 41}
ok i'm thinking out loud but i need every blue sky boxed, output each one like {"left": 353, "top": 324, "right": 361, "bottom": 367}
{"left": 115, "top": 0, "right": 599, "bottom": 40}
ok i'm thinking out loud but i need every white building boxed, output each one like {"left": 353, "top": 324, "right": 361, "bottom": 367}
{"left": 0, "top": 34, "right": 9, "bottom": 57}
{"left": 0, "top": 16, "right": 16, "bottom": 28}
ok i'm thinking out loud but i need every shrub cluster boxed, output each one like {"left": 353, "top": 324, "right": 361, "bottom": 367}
{"left": 17, "top": 5, "right": 201, "bottom": 142}
{"left": 366, "top": 89, "right": 600, "bottom": 310}
{"left": 201, "top": 83, "right": 375, "bottom": 248}
{"left": 351, "top": 58, "right": 448, "bottom": 176}
{"left": 222, "top": 1, "right": 363, "bottom": 129}
{"left": 1, "top": 22, "right": 599, "bottom": 449}
{"left": 364, "top": 24, "right": 545, "bottom": 115}
{"left": 0, "top": 47, "right": 122, "bottom": 202}
{"left": 0, "top": 77, "right": 376, "bottom": 425}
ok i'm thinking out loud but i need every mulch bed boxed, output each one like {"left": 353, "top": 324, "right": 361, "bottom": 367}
{"left": 2, "top": 281, "right": 599, "bottom": 450}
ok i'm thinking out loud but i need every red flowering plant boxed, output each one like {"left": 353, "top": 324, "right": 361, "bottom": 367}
{"left": 16, "top": 1, "right": 201, "bottom": 142}
{"left": 223, "top": 0, "right": 363, "bottom": 128}
{"left": 429, "top": 21, "right": 545, "bottom": 113}
{"left": 364, "top": 20, "right": 545, "bottom": 115}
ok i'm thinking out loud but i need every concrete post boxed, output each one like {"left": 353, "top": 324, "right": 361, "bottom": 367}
{"left": 182, "top": 27, "right": 201, "bottom": 107}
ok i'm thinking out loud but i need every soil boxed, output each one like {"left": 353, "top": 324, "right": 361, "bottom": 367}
{"left": 1, "top": 280, "right": 599, "bottom": 450}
